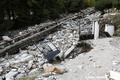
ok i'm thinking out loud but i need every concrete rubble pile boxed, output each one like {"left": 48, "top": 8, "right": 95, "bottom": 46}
{"left": 0, "top": 8, "right": 101, "bottom": 80}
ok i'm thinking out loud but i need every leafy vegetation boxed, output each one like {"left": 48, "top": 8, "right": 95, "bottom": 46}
{"left": 94, "top": 0, "right": 120, "bottom": 11}
{"left": 94, "top": 0, "right": 112, "bottom": 11}
{"left": 0, "top": 0, "right": 120, "bottom": 32}
{"left": 0, "top": 0, "right": 87, "bottom": 32}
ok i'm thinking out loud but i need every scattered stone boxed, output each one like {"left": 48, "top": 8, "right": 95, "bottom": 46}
{"left": 19, "top": 32, "right": 22, "bottom": 35}
{"left": 38, "top": 60, "right": 45, "bottom": 66}
{"left": 0, "top": 67, "right": 3, "bottom": 74}
{"left": 113, "top": 61, "right": 119, "bottom": 66}
{"left": 32, "top": 65, "right": 37, "bottom": 69}
{"left": 35, "top": 76, "right": 61, "bottom": 80}
{"left": 5, "top": 71, "right": 18, "bottom": 79}
{"left": 0, "top": 45, "right": 4, "bottom": 49}
{"left": 28, "top": 45, "right": 36, "bottom": 51}
{"left": 11, "top": 69, "right": 17, "bottom": 72}
{"left": 16, "top": 74, "right": 25, "bottom": 79}
{"left": 2, "top": 36, "right": 11, "bottom": 41}
{"left": 28, "top": 60, "right": 33, "bottom": 69}
{"left": 60, "top": 67, "right": 68, "bottom": 73}
{"left": 44, "top": 66, "right": 62, "bottom": 74}
{"left": 42, "top": 72, "right": 54, "bottom": 77}
{"left": 89, "top": 58, "right": 93, "bottom": 61}
{"left": 28, "top": 51, "right": 39, "bottom": 55}
{"left": 28, "top": 68, "right": 39, "bottom": 75}
{"left": 77, "top": 65, "right": 83, "bottom": 69}
{"left": 69, "top": 30, "right": 73, "bottom": 33}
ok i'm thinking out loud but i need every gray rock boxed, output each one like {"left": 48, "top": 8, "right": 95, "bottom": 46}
{"left": 11, "top": 69, "right": 17, "bottom": 72}
{"left": 20, "top": 70, "right": 26, "bottom": 74}
{"left": 89, "top": 58, "right": 93, "bottom": 61}
{"left": 32, "top": 65, "right": 37, "bottom": 69}
{"left": 28, "top": 51, "right": 40, "bottom": 55}
{"left": 42, "top": 73, "right": 53, "bottom": 77}
{"left": 18, "top": 68, "right": 26, "bottom": 74}
{"left": 47, "top": 35, "right": 53, "bottom": 40}
{"left": 28, "top": 60, "right": 33, "bottom": 69}
{"left": 11, "top": 54, "right": 34, "bottom": 63}
{"left": 0, "top": 67, "right": 3, "bottom": 74}
{"left": 16, "top": 74, "right": 25, "bottom": 79}
{"left": 48, "top": 76, "right": 57, "bottom": 80}
{"left": 28, "top": 46, "right": 36, "bottom": 51}
{"left": 6, "top": 77, "right": 14, "bottom": 80}
{"left": 38, "top": 60, "right": 45, "bottom": 66}
{"left": 5, "top": 71, "right": 18, "bottom": 79}
{"left": 28, "top": 68, "right": 39, "bottom": 75}
{"left": 43, "top": 63, "right": 53, "bottom": 69}
{"left": 0, "top": 77, "right": 3, "bottom": 80}
{"left": 0, "top": 45, "right": 4, "bottom": 49}
{"left": 5, "top": 62, "right": 10, "bottom": 67}
{"left": 2, "top": 36, "right": 11, "bottom": 41}
{"left": 18, "top": 32, "right": 22, "bottom": 35}
{"left": 113, "top": 60, "right": 119, "bottom": 66}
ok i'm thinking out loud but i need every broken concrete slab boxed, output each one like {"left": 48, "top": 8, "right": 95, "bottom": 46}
{"left": 110, "top": 70, "right": 120, "bottom": 80}
{"left": 105, "top": 24, "right": 115, "bottom": 36}
{"left": 64, "top": 45, "right": 75, "bottom": 58}
{"left": 47, "top": 42, "right": 57, "bottom": 51}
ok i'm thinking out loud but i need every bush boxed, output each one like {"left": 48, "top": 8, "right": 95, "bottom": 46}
{"left": 84, "top": 0, "right": 95, "bottom": 7}
{"left": 94, "top": 0, "right": 113, "bottom": 11}
{"left": 113, "top": 0, "right": 120, "bottom": 9}
{"left": 0, "top": 20, "right": 14, "bottom": 31}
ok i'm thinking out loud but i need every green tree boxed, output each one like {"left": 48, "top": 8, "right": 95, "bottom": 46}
{"left": 0, "top": 0, "right": 86, "bottom": 32}
{"left": 94, "top": 0, "right": 113, "bottom": 11}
